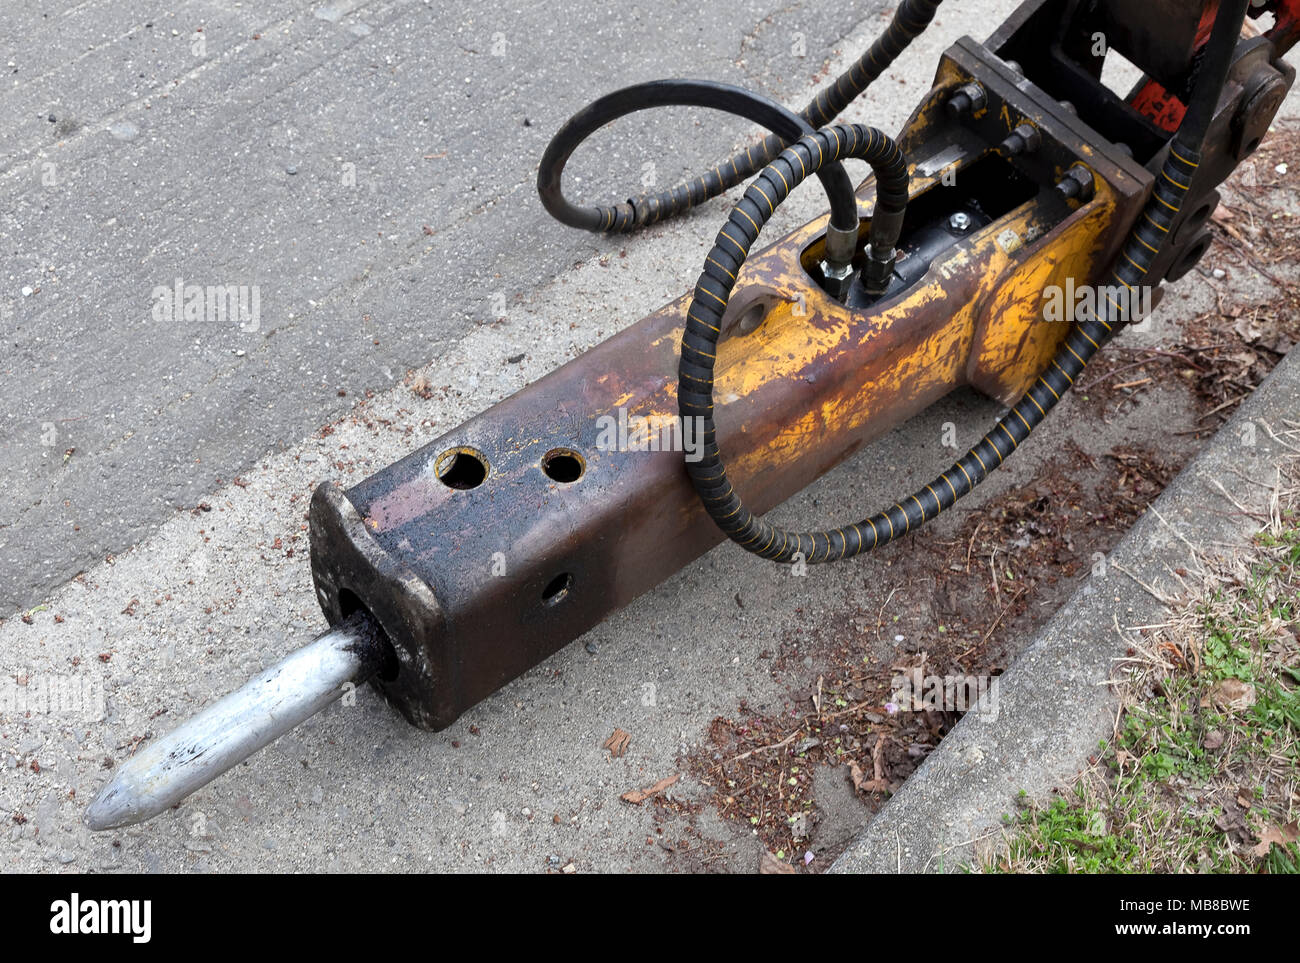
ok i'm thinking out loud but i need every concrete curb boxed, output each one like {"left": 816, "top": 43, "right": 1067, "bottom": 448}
{"left": 830, "top": 349, "right": 1299, "bottom": 874}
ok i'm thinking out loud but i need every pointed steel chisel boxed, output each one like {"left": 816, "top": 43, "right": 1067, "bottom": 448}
{"left": 85, "top": 613, "right": 389, "bottom": 831}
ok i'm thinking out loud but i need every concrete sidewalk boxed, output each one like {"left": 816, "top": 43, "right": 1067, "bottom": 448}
{"left": 0, "top": 0, "right": 895, "bottom": 615}
{"left": 831, "top": 349, "right": 1300, "bottom": 874}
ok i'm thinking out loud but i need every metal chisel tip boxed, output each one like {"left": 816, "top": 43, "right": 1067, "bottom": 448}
{"left": 85, "top": 613, "right": 388, "bottom": 831}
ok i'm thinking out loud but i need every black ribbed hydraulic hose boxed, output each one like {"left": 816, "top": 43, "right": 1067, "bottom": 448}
{"left": 538, "top": 79, "right": 860, "bottom": 238}
{"left": 677, "top": 0, "right": 1249, "bottom": 564}
{"left": 544, "top": 0, "right": 943, "bottom": 233}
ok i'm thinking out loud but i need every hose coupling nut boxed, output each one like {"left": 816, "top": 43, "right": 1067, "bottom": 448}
{"left": 862, "top": 244, "right": 897, "bottom": 295}
{"left": 820, "top": 258, "right": 855, "bottom": 300}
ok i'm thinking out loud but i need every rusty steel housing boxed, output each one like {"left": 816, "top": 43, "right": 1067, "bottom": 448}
{"left": 309, "top": 1, "right": 1294, "bottom": 731}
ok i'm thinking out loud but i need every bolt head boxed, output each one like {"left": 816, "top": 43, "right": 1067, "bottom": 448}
{"left": 949, "top": 211, "right": 973, "bottom": 233}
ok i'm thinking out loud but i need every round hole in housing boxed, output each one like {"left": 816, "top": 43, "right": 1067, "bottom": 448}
{"left": 541, "top": 572, "right": 573, "bottom": 606}
{"left": 1187, "top": 200, "right": 1214, "bottom": 229}
{"left": 434, "top": 446, "right": 488, "bottom": 490}
{"left": 1166, "top": 234, "right": 1212, "bottom": 282}
{"left": 542, "top": 448, "right": 585, "bottom": 483}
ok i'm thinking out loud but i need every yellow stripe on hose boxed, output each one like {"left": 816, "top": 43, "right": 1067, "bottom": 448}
{"left": 911, "top": 494, "right": 927, "bottom": 522}
{"left": 703, "top": 258, "right": 735, "bottom": 283}
{"left": 736, "top": 207, "right": 761, "bottom": 233}
{"left": 718, "top": 229, "right": 746, "bottom": 256}
{"left": 925, "top": 484, "right": 941, "bottom": 510}
{"left": 1143, "top": 211, "right": 1170, "bottom": 233}
{"left": 699, "top": 287, "right": 728, "bottom": 309}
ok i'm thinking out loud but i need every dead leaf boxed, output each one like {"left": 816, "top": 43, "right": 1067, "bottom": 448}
{"left": 1250, "top": 822, "right": 1299, "bottom": 859}
{"left": 850, "top": 734, "right": 891, "bottom": 794}
{"left": 759, "top": 850, "right": 797, "bottom": 874}
{"left": 620, "top": 774, "right": 679, "bottom": 805}
{"left": 1234, "top": 315, "right": 1264, "bottom": 343}
{"left": 1202, "top": 678, "right": 1257, "bottom": 712}
{"left": 602, "top": 728, "right": 631, "bottom": 759}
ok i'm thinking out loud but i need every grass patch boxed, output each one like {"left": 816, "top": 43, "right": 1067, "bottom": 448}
{"left": 986, "top": 444, "right": 1299, "bottom": 873}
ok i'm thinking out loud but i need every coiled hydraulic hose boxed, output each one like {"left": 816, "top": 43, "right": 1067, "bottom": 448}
{"left": 539, "top": 0, "right": 943, "bottom": 233}
{"left": 676, "top": 0, "right": 1248, "bottom": 564}
{"left": 537, "top": 79, "right": 860, "bottom": 240}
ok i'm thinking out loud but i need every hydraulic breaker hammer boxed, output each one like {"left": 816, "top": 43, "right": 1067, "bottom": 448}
{"left": 87, "top": 0, "right": 1297, "bottom": 829}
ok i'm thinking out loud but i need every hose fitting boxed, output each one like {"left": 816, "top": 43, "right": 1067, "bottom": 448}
{"left": 820, "top": 221, "right": 860, "bottom": 298}
{"left": 824, "top": 221, "right": 858, "bottom": 269}
{"left": 862, "top": 244, "right": 897, "bottom": 295}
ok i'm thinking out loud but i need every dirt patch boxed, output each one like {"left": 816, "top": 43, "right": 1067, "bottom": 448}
{"left": 684, "top": 445, "right": 1180, "bottom": 866}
